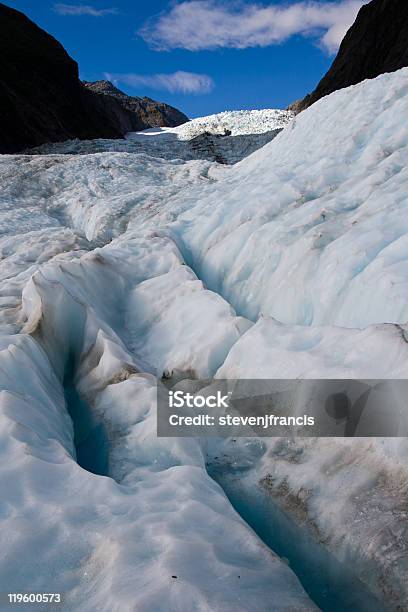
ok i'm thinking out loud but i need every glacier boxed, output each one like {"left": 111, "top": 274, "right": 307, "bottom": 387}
{"left": 1, "top": 71, "right": 408, "bottom": 610}
{"left": 28, "top": 108, "right": 293, "bottom": 165}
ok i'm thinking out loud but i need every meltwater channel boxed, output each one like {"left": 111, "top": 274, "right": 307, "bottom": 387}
{"left": 208, "top": 464, "right": 390, "bottom": 612}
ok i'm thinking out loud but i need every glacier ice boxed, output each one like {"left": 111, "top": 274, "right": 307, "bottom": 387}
{"left": 0, "top": 242, "right": 316, "bottom": 611}
{"left": 29, "top": 108, "right": 293, "bottom": 165}
{"left": 172, "top": 108, "right": 293, "bottom": 138}
{"left": 1, "top": 72, "right": 408, "bottom": 608}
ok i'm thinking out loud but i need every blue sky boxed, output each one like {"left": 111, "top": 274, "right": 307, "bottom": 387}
{"left": 8, "top": 1, "right": 366, "bottom": 117}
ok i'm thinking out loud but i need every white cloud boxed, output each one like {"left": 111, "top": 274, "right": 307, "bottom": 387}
{"left": 54, "top": 4, "right": 117, "bottom": 16}
{"left": 139, "top": 0, "right": 368, "bottom": 54}
{"left": 104, "top": 71, "right": 214, "bottom": 94}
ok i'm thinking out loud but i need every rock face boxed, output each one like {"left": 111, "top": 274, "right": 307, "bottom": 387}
{"left": 0, "top": 3, "right": 188, "bottom": 153}
{"left": 292, "top": 0, "right": 408, "bottom": 112}
{"left": 83, "top": 81, "right": 188, "bottom": 130}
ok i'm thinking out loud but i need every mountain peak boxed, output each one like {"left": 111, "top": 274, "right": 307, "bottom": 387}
{"left": 82, "top": 80, "right": 141, "bottom": 100}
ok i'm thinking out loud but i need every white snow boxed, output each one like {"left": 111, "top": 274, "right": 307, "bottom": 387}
{"left": 1, "top": 69, "right": 408, "bottom": 608}
{"left": 216, "top": 317, "right": 408, "bottom": 379}
{"left": 173, "top": 108, "right": 293, "bottom": 138}
{"left": 126, "top": 265, "right": 252, "bottom": 379}
{"left": 164, "top": 70, "right": 408, "bottom": 330}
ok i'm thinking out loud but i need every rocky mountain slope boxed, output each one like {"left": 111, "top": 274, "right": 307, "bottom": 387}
{"left": 83, "top": 80, "right": 188, "bottom": 130}
{"left": 291, "top": 0, "right": 408, "bottom": 112}
{"left": 0, "top": 3, "right": 187, "bottom": 153}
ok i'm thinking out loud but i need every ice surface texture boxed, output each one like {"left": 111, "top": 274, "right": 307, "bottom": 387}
{"left": 29, "top": 108, "right": 293, "bottom": 165}
{"left": 1, "top": 71, "right": 408, "bottom": 608}
{"left": 174, "top": 108, "right": 293, "bottom": 138}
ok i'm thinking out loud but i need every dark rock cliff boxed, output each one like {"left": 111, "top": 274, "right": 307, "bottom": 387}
{"left": 290, "top": 0, "right": 408, "bottom": 113}
{"left": 83, "top": 81, "right": 188, "bottom": 131}
{"left": 0, "top": 3, "right": 188, "bottom": 153}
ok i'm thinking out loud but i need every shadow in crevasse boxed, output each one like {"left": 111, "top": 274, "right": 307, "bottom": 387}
{"left": 207, "top": 464, "right": 390, "bottom": 612}
{"left": 63, "top": 358, "right": 109, "bottom": 477}
{"left": 188, "top": 129, "right": 283, "bottom": 164}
